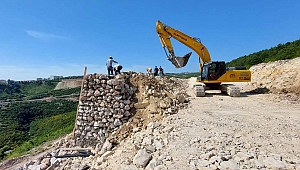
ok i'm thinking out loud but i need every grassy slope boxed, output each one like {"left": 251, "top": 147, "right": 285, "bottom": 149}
{"left": 0, "top": 79, "right": 79, "bottom": 161}
{"left": 226, "top": 39, "right": 300, "bottom": 69}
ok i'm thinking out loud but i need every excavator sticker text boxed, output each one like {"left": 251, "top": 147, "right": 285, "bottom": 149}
{"left": 174, "top": 32, "right": 187, "bottom": 41}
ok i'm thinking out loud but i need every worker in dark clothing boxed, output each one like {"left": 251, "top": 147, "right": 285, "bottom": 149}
{"left": 113, "top": 64, "right": 123, "bottom": 75}
{"left": 159, "top": 66, "right": 164, "bottom": 76}
{"left": 154, "top": 66, "right": 159, "bottom": 76}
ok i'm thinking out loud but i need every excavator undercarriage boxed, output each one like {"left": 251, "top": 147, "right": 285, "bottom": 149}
{"left": 194, "top": 83, "right": 241, "bottom": 97}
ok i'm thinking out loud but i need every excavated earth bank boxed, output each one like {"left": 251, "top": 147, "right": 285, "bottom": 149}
{"left": 250, "top": 57, "right": 300, "bottom": 96}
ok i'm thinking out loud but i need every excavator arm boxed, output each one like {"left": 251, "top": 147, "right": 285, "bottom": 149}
{"left": 156, "top": 20, "right": 211, "bottom": 72}
{"left": 156, "top": 20, "right": 251, "bottom": 97}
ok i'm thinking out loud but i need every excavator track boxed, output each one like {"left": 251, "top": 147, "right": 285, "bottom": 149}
{"left": 194, "top": 84, "right": 206, "bottom": 97}
{"left": 221, "top": 84, "right": 240, "bottom": 97}
{"left": 194, "top": 84, "right": 241, "bottom": 97}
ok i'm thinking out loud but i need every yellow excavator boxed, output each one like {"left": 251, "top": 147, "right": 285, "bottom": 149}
{"left": 156, "top": 20, "right": 251, "bottom": 97}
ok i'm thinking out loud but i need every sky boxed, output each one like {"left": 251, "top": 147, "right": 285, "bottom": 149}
{"left": 0, "top": 1, "right": 300, "bottom": 81}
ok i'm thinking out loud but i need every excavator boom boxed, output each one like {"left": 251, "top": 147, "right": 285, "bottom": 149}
{"left": 156, "top": 20, "right": 211, "bottom": 69}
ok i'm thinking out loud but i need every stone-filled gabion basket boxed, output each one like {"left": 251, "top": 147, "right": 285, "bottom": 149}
{"left": 74, "top": 73, "right": 137, "bottom": 147}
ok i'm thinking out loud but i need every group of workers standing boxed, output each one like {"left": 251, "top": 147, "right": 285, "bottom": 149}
{"left": 154, "top": 66, "right": 164, "bottom": 76}
{"left": 146, "top": 66, "right": 164, "bottom": 76}
{"left": 106, "top": 56, "right": 165, "bottom": 77}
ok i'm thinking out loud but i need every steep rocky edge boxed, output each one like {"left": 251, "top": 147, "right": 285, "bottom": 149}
{"left": 250, "top": 57, "right": 300, "bottom": 95}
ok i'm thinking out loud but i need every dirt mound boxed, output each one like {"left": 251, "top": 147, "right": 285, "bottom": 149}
{"left": 108, "top": 73, "right": 190, "bottom": 145}
{"left": 250, "top": 57, "right": 300, "bottom": 95}
{"left": 54, "top": 79, "right": 82, "bottom": 90}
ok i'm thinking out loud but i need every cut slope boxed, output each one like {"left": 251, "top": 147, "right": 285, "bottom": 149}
{"left": 250, "top": 57, "right": 300, "bottom": 94}
{"left": 54, "top": 79, "right": 82, "bottom": 90}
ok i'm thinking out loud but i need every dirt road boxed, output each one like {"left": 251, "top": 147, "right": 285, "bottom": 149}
{"left": 0, "top": 95, "right": 78, "bottom": 106}
{"left": 97, "top": 78, "right": 300, "bottom": 169}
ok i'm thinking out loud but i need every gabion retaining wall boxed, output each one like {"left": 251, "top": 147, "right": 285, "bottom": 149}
{"left": 74, "top": 73, "right": 137, "bottom": 147}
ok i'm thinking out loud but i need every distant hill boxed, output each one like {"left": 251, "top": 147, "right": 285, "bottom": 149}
{"left": 165, "top": 72, "right": 199, "bottom": 79}
{"left": 226, "top": 39, "right": 300, "bottom": 68}
{"left": 54, "top": 79, "right": 82, "bottom": 90}
{"left": 0, "top": 80, "right": 58, "bottom": 101}
{"left": 0, "top": 79, "right": 80, "bottom": 161}
{"left": 0, "top": 80, "right": 80, "bottom": 101}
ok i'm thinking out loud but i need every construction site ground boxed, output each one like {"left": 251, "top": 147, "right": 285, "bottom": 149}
{"left": 3, "top": 79, "right": 300, "bottom": 170}
{"left": 96, "top": 79, "right": 300, "bottom": 169}
{"left": 1, "top": 57, "right": 300, "bottom": 169}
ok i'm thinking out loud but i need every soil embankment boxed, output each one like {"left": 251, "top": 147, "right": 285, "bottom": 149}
{"left": 250, "top": 57, "right": 300, "bottom": 95}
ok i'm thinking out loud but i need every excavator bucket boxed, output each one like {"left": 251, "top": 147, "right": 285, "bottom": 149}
{"left": 168, "top": 52, "right": 192, "bottom": 68}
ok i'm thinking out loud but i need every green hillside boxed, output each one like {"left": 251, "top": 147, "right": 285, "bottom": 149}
{"left": 0, "top": 100, "right": 77, "bottom": 160}
{"left": 165, "top": 72, "right": 199, "bottom": 79}
{"left": 226, "top": 39, "right": 300, "bottom": 69}
{"left": 0, "top": 80, "right": 80, "bottom": 101}
{"left": 0, "top": 80, "right": 58, "bottom": 101}
{"left": 0, "top": 80, "right": 80, "bottom": 161}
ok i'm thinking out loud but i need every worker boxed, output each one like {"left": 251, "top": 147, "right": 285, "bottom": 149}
{"left": 113, "top": 64, "right": 123, "bottom": 75}
{"left": 146, "top": 67, "right": 152, "bottom": 76}
{"left": 106, "top": 56, "right": 118, "bottom": 75}
{"left": 154, "top": 66, "right": 159, "bottom": 76}
{"left": 159, "top": 66, "right": 164, "bottom": 76}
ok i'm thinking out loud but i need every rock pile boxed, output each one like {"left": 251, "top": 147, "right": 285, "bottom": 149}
{"left": 6, "top": 72, "right": 190, "bottom": 170}
{"left": 74, "top": 72, "right": 189, "bottom": 148}
{"left": 106, "top": 73, "right": 189, "bottom": 145}
{"left": 74, "top": 73, "right": 137, "bottom": 147}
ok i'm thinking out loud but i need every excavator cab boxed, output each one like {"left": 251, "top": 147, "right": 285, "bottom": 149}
{"left": 201, "top": 62, "right": 227, "bottom": 81}
{"left": 168, "top": 52, "right": 192, "bottom": 68}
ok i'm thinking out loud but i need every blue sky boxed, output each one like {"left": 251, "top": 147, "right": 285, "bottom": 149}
{"left": 0, "top": 1, "right": 300, "bottom": 80}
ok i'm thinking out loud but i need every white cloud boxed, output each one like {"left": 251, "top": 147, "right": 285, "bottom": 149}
{"left": 26, "top": 30, "right": 66, "bottom": 40}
